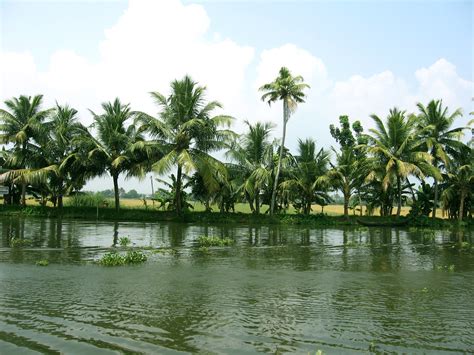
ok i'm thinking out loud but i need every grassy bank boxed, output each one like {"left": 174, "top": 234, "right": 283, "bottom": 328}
{"left": 0, "top": 204, "right": 470, "bottom": 229}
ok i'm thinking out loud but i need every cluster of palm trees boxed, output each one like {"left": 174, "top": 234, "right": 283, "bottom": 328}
{"left": 0, "top": 68, "right": 472, "bottom": 220}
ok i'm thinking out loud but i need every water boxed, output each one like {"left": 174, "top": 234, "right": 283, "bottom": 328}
{"left": 0, "top": 216, "right": 473, "bottom": 354}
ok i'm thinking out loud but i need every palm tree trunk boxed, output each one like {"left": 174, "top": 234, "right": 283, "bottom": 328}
{"left": 57, "top": 179, "right": 64, "bottom": 209}
{"left": 246, "top": 191, "right": 255, "bottom": 213}
{"left": 176, "top": 164, "right": 182, "bottom": 215}
{"left": 358, "top": 193, "right": 362, "bottom": 216}
{"left": 343, "top": 194, "right": 349, "bottom": 218}
{"left": 255, "top": 189, "right": 260, "bottom": 214}
{"left": 396, "top": 176, "right": 402, "bottom": 217}
{"left": 270, "top": 100, "right": 288, "bottom": 215}
{"left": 458, "top": 190, "right": 466, "bottom": 222}
{"left": 112, "top": 173, "right": 120, "bottom": 212}
{"left": 21, "top": 181, "right": 26, "bottom": 207}
{"left": 343, "top": 183, "right": 350, "bottom": 218}
{"left": 432, "top": 178, "right": 438, "bottom": 220}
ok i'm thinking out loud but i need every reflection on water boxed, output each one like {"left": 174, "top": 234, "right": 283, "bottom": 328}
{"left": 0, "top": 216, "right": 473, "bottom": 353}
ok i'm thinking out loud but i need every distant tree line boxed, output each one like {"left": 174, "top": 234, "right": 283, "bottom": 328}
{"left": 0, "top": 69, "right": 472, "bottom": 220}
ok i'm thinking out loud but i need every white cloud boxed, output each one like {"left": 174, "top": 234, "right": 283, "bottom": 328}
{"left": 321, "top": 58, "right": 473, "bottom": 139}
{"left": 413, "top": 58, "right": 472, "bottom": 110}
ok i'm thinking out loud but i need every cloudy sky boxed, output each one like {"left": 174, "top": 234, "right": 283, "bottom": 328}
{"left": 1, "top": 0, "right": 472, "bottom": 193}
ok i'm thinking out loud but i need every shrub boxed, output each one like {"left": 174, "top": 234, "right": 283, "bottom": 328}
{"left": 197, "top": 236, "right": 235, "bottom": 247}
{"left": 66, "top": 192, "right": 111, "bottom": 208}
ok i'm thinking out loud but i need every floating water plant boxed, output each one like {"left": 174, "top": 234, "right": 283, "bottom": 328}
{"left": 99, "top": 250, "right": 147, "bottom": 266}
{"left": 35, "top": 259, "right": 49, "bottom": 266}
{"left": 119, "top": 236, "right": 132, "bottom": 247}
{"left": 436, "top": 264, "right": 456, "bottom": 272}
{"left": 10, "top": 238, "right": 31, "bottom": 248}
{"left": 124, "top": 250, "right": 147, "bottom": 264}
{"left": 197, "top": 236, "right": 235, "bottom": 247}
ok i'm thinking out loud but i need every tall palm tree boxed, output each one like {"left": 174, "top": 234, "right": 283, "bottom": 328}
{"left": 89, "top": 98, "right": 146, "bottom": 212}
{"left": 416, "top": 99, "right": 464, "bottom": 219}
{"left": 227, "top": 120, "right": 275, "bottom": 214}
{"left": 136, "top": 75, "right": 235, "bottom": 215}
{"left": 366, "top": 108, "right": 440, "bottom": 217}
{"left": 259, "top": 67, "right": 310, "bottom": 215}
{"left": 281, "top": 138, "right": 330, "bottom": 214}
{"left": 0, "top": 95, "right": 54, "bottom": 205}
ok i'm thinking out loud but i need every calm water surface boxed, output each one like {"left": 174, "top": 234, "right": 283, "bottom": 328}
{"left": 0, "top": 216, "right": 473, "bottom": 354}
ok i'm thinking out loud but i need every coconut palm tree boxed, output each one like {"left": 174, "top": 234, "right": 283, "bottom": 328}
{"left": 136, "top": 75, "right": 235, "bottom": 215}
{"left": 259, "top": 67, "right": 310, "bottom": 215}
{"left": 88, "top": 98, "right": 146, "bottom": 212}
{"left": 365, "top": 108, "right": 440, "bottom": 217}
{"left": 0, "top": 95, "right": 54, "bottom": 205}
{"left": 280, "top": 138, "right": 330, "bottom": 215}
{"left": 319, "top": 148, "right": 367, "bottom": 218}
{"left": 441, "top": 152, "right": 473, "bottom": 221}
{"left": 227, "top": 120, "right": 275, "bottom": 214}
{"left": 416, "top": 99, "right": 464, "bottom": 219}
{"left": 0, "top": 103, "right": 91, "bottom": 208}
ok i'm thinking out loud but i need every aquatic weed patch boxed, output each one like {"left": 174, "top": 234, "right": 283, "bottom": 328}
{"left": 10, "top": 238, "right": 32, "bottom": 248}
{"left": 197, "top": 235, "right": 235, "bottom": 247}
{"left": 119, "top": 236, "right": 132, "bottom": 247}
{"left": 99, "top": 250, "right": 147, "bottom": 266}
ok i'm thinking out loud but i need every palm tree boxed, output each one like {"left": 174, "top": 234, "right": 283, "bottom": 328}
{"left": 0, "top": 95, "right": 53, "bottom": 205}
{"left": 416, "top": 99, "right": 464, "bottom": 219}
{"left": 89, "top": 98, "right": 146, "bottom": 212}
{"left": 441, "top": 152, "right": 473, "bottom": 221}
{"left": 365, "top": 108, "right": 440, "bottom": 217}
{"left": 319, "top": 148, "right": 366, "bottom": 218}
{"left": 136, "top": 75, "right": 235, "bottom": 215}
{"left": 227, "top": 120, "right": 275, "bottom": 214}
{"left": 0, "top": 103, "right": 90, "bottom": 208}
{"left": 281, "top": 138, "right": 330, "bottom": 214}
{"left": 259, "top": 67, "right": 310, "bottom": 215}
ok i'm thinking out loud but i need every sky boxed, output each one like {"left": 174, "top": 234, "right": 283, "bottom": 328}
{"left": 1, "top": 0, "right": 473, "bottom": 193}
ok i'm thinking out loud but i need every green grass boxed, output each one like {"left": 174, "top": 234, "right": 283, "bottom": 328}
{"left": 0, "top": 204, "right": 470, "bottom": 229}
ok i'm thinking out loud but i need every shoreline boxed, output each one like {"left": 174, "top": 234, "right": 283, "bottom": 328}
{"left": 0, "top": 205, "right": 470, "bottom": 229}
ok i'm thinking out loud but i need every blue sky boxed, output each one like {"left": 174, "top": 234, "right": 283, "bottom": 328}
{"left": 2, "top": 0, "right": 472, "bottom": 79}
{"left": 1, "top": 0, "right": 472, "bottom": 192}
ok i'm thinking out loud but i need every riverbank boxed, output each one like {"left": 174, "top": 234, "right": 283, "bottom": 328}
{"left": 0, "top": 205, "right": 470, "bottom": 228}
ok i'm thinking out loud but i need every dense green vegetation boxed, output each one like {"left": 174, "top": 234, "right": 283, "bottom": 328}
{"left": 0, "top": 68, "right": 472, "bottom": 222}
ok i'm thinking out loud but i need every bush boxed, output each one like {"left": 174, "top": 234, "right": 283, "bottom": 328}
{"left": 197, "top": 235, "right": 235, "bottom": 247}
{"left": 66, "top": 192, "right": 111, "bottom": 208}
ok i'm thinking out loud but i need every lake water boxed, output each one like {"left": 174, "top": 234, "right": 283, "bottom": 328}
{"left": 0, "top": 216, "right": 473, "bottom": 354}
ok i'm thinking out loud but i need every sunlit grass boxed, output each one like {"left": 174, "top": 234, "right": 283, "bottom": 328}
{"left": 3, "top": 197, "right": 418, "bottom": 217}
